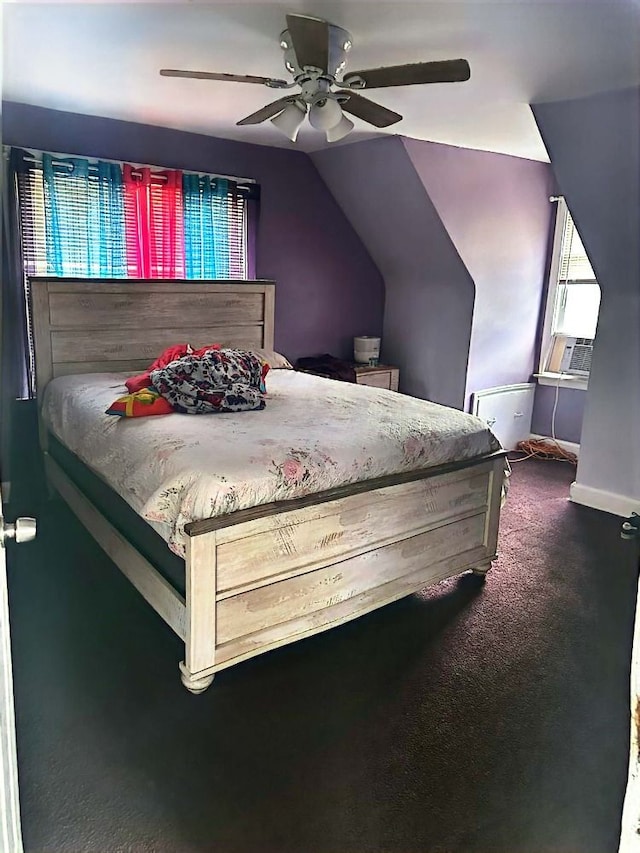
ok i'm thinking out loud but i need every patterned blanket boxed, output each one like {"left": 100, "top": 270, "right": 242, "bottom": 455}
{"left": 44, "top": 371, "right": 502, "bottom": 556}
{"left": 150, "top": 349, "right": 267, "bottom": 414}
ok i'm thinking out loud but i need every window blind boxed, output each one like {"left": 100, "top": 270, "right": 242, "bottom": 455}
{"left": 13, "top": 147, "right": 253, "bottom": 280}
{"left": 559, "top": 209, "right": 596, "bottom": 282}
{"left": 15, "top": 159, "right": 48, "bottom": 277}
{"left": 228, "top": 188, "right": 247, "bottom": 280}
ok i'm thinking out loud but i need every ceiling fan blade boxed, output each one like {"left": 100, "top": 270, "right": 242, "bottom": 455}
{"left": 343, "top": 59, "right": 471, "bottom": 89}
{"left": 285, "top": 14, "right": 329, "bottom": 70}
{"left": 338, "top": 91, "right": 402, "bottom": 128}
{"left": 236, "top": 97, "right": 296, "bottom": 126}
{"left": 160, "top": 69, "right": 288, "bottom": 87}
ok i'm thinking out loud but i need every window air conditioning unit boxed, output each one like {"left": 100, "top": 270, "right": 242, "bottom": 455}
{"left": 559, "top": 336, "right": 594, "bottom": 376}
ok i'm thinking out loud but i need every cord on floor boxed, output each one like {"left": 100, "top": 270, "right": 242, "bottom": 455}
{"left": 508, "top": 438, "right": 577, "bottom": 466}
{"left": 509, "top": 375, "right": 577, "bottom": 466}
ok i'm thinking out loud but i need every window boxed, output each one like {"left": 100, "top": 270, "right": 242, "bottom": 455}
{"left": 539, "top": 197, "right": 601, "bottom": 383}
{"left": 12, "top": 147, "right": 254, "bottom": 281}
{"left": 8, "top": 146, "right": 258, "bottom": 396}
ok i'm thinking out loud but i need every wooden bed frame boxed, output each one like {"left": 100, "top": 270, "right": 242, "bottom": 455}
{"left": 31, "top": 278, "right": 506, "bottom": 694}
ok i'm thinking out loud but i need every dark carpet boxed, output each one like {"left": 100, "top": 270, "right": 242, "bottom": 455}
{"left": 6, "top": 459, "right": 638, "bottom": 853}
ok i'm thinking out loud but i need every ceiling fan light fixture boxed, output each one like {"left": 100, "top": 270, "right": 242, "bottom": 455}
{"left": 160, "top": 14, "right": 472, "bottom": 145}
{"left": 271, "top": 100, "right": 307, "bottom": 141}
{"left": 308, "top": 97, "right": 343, "bottom": 131}
{"left": 325, "top": 113, "right": 354, "bottom": 143}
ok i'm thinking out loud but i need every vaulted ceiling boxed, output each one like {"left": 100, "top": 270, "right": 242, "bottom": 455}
{"left": 4, "top": 0, "right": 640, "bottom": 162}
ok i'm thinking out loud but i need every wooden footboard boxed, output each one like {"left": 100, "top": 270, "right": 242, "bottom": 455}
{"left": 179, "top": 453, "right": 505, "bottom": 693}
{"left": 46, "top": 445, "right": 504, "bottom": 695}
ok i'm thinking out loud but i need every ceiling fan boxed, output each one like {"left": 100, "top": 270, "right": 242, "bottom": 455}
{"left": 160, "top": 13, "right": 471, "bottom": 143}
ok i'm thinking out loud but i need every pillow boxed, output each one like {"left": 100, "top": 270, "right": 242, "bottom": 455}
{"left": 252, "top": 349, "right": 293, "bottom": 369}
{"left": 106, "top": 388, "right": 175, "bottom": 418}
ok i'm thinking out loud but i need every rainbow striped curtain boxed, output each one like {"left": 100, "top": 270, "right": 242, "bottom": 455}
{"left": 25, "top": 150, "right": 248, "bottom": 281}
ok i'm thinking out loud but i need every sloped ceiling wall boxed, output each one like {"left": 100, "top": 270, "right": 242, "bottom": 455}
{"left": 312, "top": 135, "right": 553, "bottom": 413}
{"left": 311, "top": 137, "right": 474, "bottom": 410}
{"left": 533, "top": 87, "right": 640, "bottom": 505}
{"left": 402, "top": 138, "right": 553, "bottom": 411}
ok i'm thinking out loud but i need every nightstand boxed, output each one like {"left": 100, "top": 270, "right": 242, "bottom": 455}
{"left": 353, "top": 364, "right": 400, "bottom": 392}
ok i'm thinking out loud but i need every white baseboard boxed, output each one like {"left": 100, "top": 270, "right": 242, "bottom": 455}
{"left": 527, "top": 437, "right": 639, "bottom": 519}
{"left": 529, "top": 433, "right": 580, "bottom": 457}
{"left": 569, "top": 481, "right": 640, "bottom": 518}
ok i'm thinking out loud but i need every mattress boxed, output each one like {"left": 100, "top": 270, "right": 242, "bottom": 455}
{"left": 41, "top": 370, "right": 500, "bottom": 557}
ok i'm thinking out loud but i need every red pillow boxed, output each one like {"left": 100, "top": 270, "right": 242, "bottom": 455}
{"left": 106, "top": 388, "right": 175, "bottom": 418}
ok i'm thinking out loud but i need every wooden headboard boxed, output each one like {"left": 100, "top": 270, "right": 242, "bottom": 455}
{"left": 30, "top": 278, "right": 276, "bottom": 397}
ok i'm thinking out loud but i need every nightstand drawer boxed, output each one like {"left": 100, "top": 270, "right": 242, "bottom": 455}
{"left": 354, "top": 366, "right": 400, "bottom": 391}
{"left": 356, "top": 371, "right": 392, "bottom": 389}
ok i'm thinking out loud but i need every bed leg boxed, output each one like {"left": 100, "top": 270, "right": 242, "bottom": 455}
{"left": 179, "top": 665, "right": 215, "bottom": 694}
{"left": 471, "top": 561, "right": 493, "bottom": 579}
{"left": 182, "top": 531, "right": 218, "bottom": 695}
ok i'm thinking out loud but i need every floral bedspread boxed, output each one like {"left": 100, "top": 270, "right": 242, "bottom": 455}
{"left": 42, "top": 370, "right": 501, "bottom": 557}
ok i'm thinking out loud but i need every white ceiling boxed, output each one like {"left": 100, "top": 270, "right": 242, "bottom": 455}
{"left": 4, "top": 1, "right": 640, "bottom": 162}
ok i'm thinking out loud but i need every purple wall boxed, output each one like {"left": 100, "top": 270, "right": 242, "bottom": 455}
{"left": 533, "top": 87, "right": 640, "bottom": 502}
{"left": 403, "top": 138, "right": 554, "bottom": 411}
{"left": 531, "top": 385, "right": 585, "bottom": 445}
{"left": 531, "top": 392, "right": 585, "bottom": 445}
{"left": 2, "top": 101, "right": 384, "bottom": 363}
{"left": 314, "top": 135, "right": 555, "bottom": 421}
{"left": 312, "top": 137, "right": 474, "bottom": 409}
